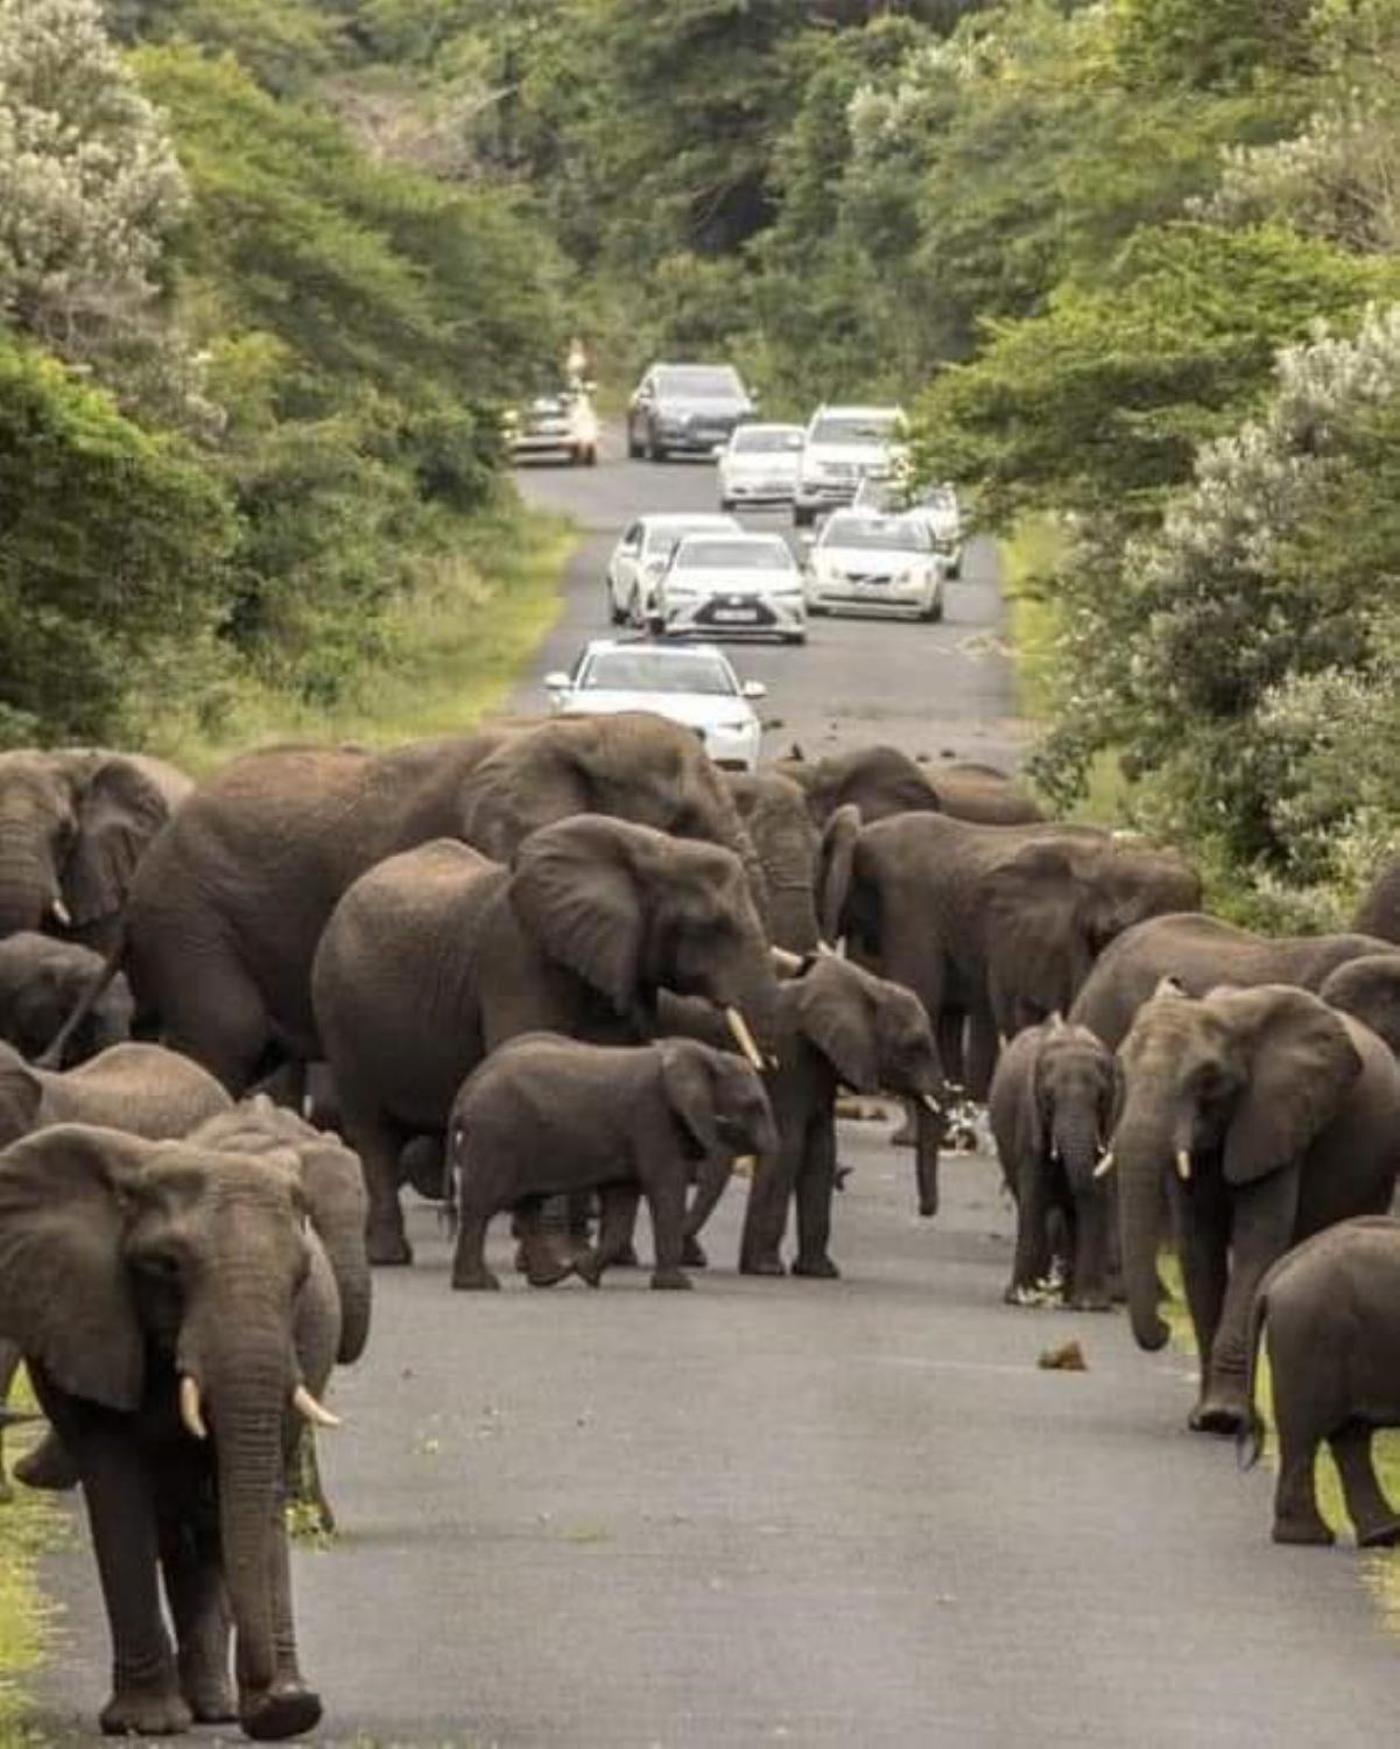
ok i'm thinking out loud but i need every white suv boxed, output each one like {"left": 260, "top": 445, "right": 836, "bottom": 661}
{"left": 793, "top": 404, "right": 907, "bottom": 527}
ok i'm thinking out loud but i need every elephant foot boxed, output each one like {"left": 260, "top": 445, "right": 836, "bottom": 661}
{"left": 739, "top": 1253, "right": 785, "bottom": 1277}
{"left": 1271, "top": 1516, "right": 1336, "bottom": 1548}
{"left": 611, "top": 1241, "right": 642, "bottom": 1269}
{"left": 101, "top": 1682, "right": 193, "bottom": 1737}
{"left": 367, "top": 1228, "right": 413, "bottom": 1268}
{"left": 240, "top": 1684, "right": 323, "bottom": 1742}
{"left": 185, "top": 1684, "right": 237, "bottom": 1726}
{"left": 451, "top": 1266, "right": 500, "bottom": 1292}
{"left": 1356, "top": 1517, "right": 1400, "bottom": 1549}
{"left": 792, "top": 1254, "right": 840, "bottom": 1279}
{"left": 1189, "top": 1398, "right": 1248, "bottom": 1437}
{"left": 682, "top": 1236, "right": 708, "bottom": 1268}
{"left": 524, "top": 1255, "right": 575, "bottom": 1289}
{"left": 917, "top": 1194, "right": 938, "bottom": 1219}
{"left": 650, "top": 1267, "right": 694, "bottom": 1290}
{"left": 14, "top": 1431, "right": 79, "bottom": 1492}
{"left": 575, "top": 1250, "right": 606, "bottom": 1288}
{"left": 1066, "top": 1293, "right": 1114, "bottom": 1314}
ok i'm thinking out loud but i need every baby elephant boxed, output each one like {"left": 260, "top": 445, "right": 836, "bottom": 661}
{"left": 988, "top": 1016, "right": 1118, "bottom": 1309}
{"left": 1244, "top": 1218, "right": 1400, "bottom": 1548}
{"left": 448, "top": 1033, "right": 777, "bottom": 1291}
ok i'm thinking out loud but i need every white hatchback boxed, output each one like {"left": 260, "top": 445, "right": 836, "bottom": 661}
{"left": 805, "top": 510, "right": 944, "bottom": 622}
{"left": 653, "top": 532, "right": 807, "bottom": 644}
{"left": 605, "top": 512, "right": 741, "bottom": 627}
{"left": 544, "top": 640, "right": 767, "bottom": 771}
{"left": 717, "top": 423, "right": 805, "bottom": 510}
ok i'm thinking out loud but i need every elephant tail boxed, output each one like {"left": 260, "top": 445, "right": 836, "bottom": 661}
{"left": 1238, "top": 1277, "right": 1271, "bottom": 1472}
{"left": 36, "top": 922, "right": 128, "bottom": 1069}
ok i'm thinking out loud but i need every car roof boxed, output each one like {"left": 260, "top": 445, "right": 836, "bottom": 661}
{"left": 731, "top": 422, "right": 803, "bottom": 435}
{"left": 673, "top": 530, "right": 791, "bottom": 549}
{"left": 636, "top": 512, "right": 739, "bottom": 530}
{"left": 577, "top": 638, "right": 731, "bottom": 661}
{"left": 823, "top": 512, "right": 927, "bottom": 537}
{"left": 809, "top": 404, "right": 905, "bottom": 420}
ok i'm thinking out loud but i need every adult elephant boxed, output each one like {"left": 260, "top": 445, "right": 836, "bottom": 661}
{"left": 62, "top": 714, "right": 764, "bottom": 1093}
{"left": 0, "top": 749, "right": 189, "bottom": 949}
{"left": 1355, "top": 856, "right": 1400, "bottom": 943}
{"left": 1111, "top": 983, "right": 1400, "bottom": 1433}
{"left": 724, "top": 770, "right": 821, "bottom": 953}
{"left": 0, "top": 933, "right": 133, "bottom": 1065}
{"left": 0, "top": 1119, "right": 362, "bottom": 1738}
{"left": 776, "top": 744, "right": 1043, "bottom": 826}
{"left": 311, "top": 816, "right": 779, "bottom": 1265}
{"left": 1320, "top": 955, "right": 1400, "bottom": 1058}
{"left": 1070, "top": 913, "right": 1398, "bottom": 1050}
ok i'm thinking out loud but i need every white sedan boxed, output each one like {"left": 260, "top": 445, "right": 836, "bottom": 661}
{"left": 653, "top": 532, "right": 807, "bottom": 644}
{"left": 604, "top": 512, "right": 741, "bottom": 627}
{"left": 804, "top": 510, "right": 944, "bottom": 621}
{"left": 717, "top": 423, "right": 805, "bottom": 510}
{"left": 544, "top": 640, "right": 767, "bottom": 771}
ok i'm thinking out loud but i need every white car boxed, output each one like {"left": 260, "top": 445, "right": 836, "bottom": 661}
{"left": 605, "top": 512, "right": 741, "bottom": 627}
{"left": 793, "top": 404, "right": 907, "bottom": 527}
{"left": 653, "top": 532, "right": 807, "bottom": 644}
{"left": 804, "top": 510, "right": 944, "bottom": 622}
{"left": 717, "top": 423, "right": 805, "bottom": 510}
{"left": 505, "top": 390, "right": 599, "bottom": 466}
{"left": 543, "top": 640, "right": 767, "bottom": 771}
{"left": 854, "top": 473, "right": 964, "bottom": 578}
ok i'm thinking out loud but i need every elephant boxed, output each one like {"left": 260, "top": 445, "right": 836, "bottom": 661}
{"left": 446, "top": 1033, "right": 777, "bottom": 1291}
{"left": 0, "top": 1115, "right": 367, "bottom": 1738}
{"left": 775, "top": 744, "right": 1043, "bottom": 826}
{"left": 724, "top": 770, "right": 822, "bottom": 954}
{"left": 987, "top": 1016, "right": 1118, "bottom": 1310}
{"left": 0, "top": 932, "right": 134, "bottom": 1064}
{"left": 1110, "top": 982, "right": 1400, "bottom": 1435}
{"left": 311, "top": 815, "right": 780, "bottom": 1265}
{"left": 1070, "top": 912, "right": 1398, "bottom": 1050}
{"left": 1354, "top": 855, "right": 1400, "bottom": 944}
{"left": 53, "top": 713, "right": 766, "bottom": 1094}
{"left": 1243, "top": 1218, "right": 1400, "bottom": 1547}
{"left": 0, "top": 749, "right": 189, "bottom": 950}
{"left": 0, "top": 1040, "right": 233, "bottom": 1499}
{"left": 1319, "top": 954, "right": 1400, "bottom": 1058}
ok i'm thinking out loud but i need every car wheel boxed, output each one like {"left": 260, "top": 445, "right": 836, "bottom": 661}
{"left": 649, "top": 434, "right": 668, "bottom": 463}
{"left": 782, "top": 633, "right": 807, "bottom": 646}
{"left": 719, "top": 497, "right": 734, "bottom": 513}
{"left": 627, "top": 589, "right": 645, "bottom": 629}
{"left": 584, "top": 445, "right": 598, "bottom": 467}
{"left": 607, "top": 583, "right": 626, "bottom": 626}
{"left": 793, "top": 504, "right": 814, "bottom": 528}
{"left": 626, "top": 425, "right": 642, "bottom": 460}
{"left": 918, "top": 599, "right": 944, "bottom": 623}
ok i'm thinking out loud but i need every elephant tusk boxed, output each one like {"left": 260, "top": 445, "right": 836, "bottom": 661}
{"left": 293, "top": 1384, "right": 342, "bottom": 1430}
{"left": 725, "top": 1008, "right": 766, "bottom": 1074}
{"left": 920, "top": 1093, "right": 944, "bottom": 1117}
{"left": 50, "top": 897, "right": 72, "bottom": 928}
{"left": 770, "top": 946, "right": 805, "bottom": 972}
{"left": 1175, "top": 1147, "right": 1193, "bottom": 1183}
{"left": 179, "top": 1376, "right": 208, "bottom": 1442}
{"left": 815, "top": 940, "right": 839, "bottom": 957}
{"left": 1093, "top": 1151, "right": 1115, "bottom": 1180}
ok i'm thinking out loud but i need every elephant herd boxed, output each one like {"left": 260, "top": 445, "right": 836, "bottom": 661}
{"left": 0, "top": 726, "right": 1396, "bottom": 1738}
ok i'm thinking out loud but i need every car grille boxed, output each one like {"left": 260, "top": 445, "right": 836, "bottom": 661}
{"left": 840, "top": 571, "right": 894, "bottom": 587}
{"left": 694, "top": 594, "right": 777, "bottom": 628}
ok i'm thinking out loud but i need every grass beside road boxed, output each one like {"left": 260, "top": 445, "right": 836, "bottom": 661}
{"left": 0, "top": 1378, "right": 62, "bottom": 1745}
{"left": 152, "top": 499, "right": 576, "bottom": 775}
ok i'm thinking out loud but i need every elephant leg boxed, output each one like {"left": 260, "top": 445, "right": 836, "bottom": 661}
{"left": 577, "top": 1187, "right": 641, "bottom": 1287}
{"left": 1202, "top": 1176, "right": 1300, "bottom": 1434}
{"left": 1169, "top": 1176, "right": 1230, "bottom": 1431}
{"left": 1069, "top": 1190, "right": 1112, "bottom": 1311}
{"left": 152, "top": 942, "right": 273, "bottom": 1098}
{"left": 740, "top": 1137, "right": 798, "bottom": 1276}
{"left": 936, "top": 1009, "right": 967, "bottom": 1092}
{"left": 964, "top": 1001, "right": 999, "bottom": 1104}
{"left": 1330, "top": 1423, "right": 1400, "bottom": 1548}
{"left": 645, "top": 1168, "right": 692, "bottom": 1290}
{"left": 342, "top": 1102, "right": 414, "bottom": 1267}
{"left": 1005, "top": 1164, "right": 1052, "bottom": 1305}
{"left": 12, "top": 1426, "right": 81, "bottom": 1491}
{"left": 515, "top": 1196, "right": 577, "bottom": 1289}
{"left": 155, "top": 1466, "right": 234, "bottom": 1724}
{"left": 450, "top": 1182, "right": 501, "bottom": 1291}
{"left": 792, "top": 1115, "right": 839, "bottom": 1278}
{"left": 1270, "top": 1374, "right": 1332, "bottom": 1546}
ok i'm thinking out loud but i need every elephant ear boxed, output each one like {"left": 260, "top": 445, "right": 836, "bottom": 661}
{"left": 981, "top": 843, "right": 1090, "bottom": 1019}
{"left": 794, "top": 961, "right": 881, "bottom": 1093}
{"left": 458, "top": 730, "right": 592, "bottom": 862}
{"left": 63, "top": 755, "right": 172, "bottom": 928}
{"left": 818, "top": 805, "right": 862, "bottom": 942}
{"left": 509, "top": 819, "right": 643, "bottom": 1013}
{"left": 0, "top": 1044, "right": 43, "bottom": 1148}
{"left": 661, "top": 1043, "right": 720, "bottom": 1158}
{"left": 996, "top": 1026, "right": 1046, "bottom": 1169}
{"left": 1223, "top": 987, "right": 1364, "bottom": 1186}
{"left": 0, "top": 1124, "right": 155, "bottom": 1410}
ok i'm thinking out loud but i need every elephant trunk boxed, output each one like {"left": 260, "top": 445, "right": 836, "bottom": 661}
{"left": 1114, "top": 1103, "right": 1174, "bottom": 1351}
{"left": 0, "top": 838, "right": 58, "bottom": 938}
{"left": 1051, "top": 1106, "right": 1102, "bottom": 1200}
{"left": 315, "top": 1207, "right": 372, "bottom": 1366}
{"left": 915, "top": 1097, "right": 942, "bottom": 1218}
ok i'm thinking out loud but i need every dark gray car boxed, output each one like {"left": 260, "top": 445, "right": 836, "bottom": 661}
{"left": 627, "top": 362, "right": 756, "bottom": 461}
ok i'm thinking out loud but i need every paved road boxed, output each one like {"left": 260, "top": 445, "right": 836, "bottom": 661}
{"left": 32, "top": 437, "right": 1397, "bottom": 1744}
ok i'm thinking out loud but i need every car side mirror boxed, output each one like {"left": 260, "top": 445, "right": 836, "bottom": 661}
{"left": 544, "top": 672, "right": 571, "bottom": 692}
{"left": 741, "top": 681, "right": 767, "bottom": 701}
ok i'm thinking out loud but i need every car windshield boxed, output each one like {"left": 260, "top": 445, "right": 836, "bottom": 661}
{"left": 810, "top": 413, "right": 899, "bottom": 445}
{"left": 643, "top": 521, "right": 730, "bottom": 558}
{"left": 731, "top": 428, "right": 803, "bottom": 455}
{"left": 824, "top": 515, "right": 932, "bottom": 553}
{"left": 580, "top": 651, "right": 736, "bottom": 697}
{"left": 674, "top": 539, "right": 794, "bottom": 571}
{"left": 654, "top": 366, "right": 745, "bottom": 399}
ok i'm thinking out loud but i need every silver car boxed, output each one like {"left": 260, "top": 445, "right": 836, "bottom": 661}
{"left": 804, "top": 510, "right": 944, "bottom": 622}
{"left": 653, "top": 532, "right": 807, "bottom": 644}
{"left": 605, "top": 511, "right": 741, "bottom": 626}
{"left": 717, "top": 423, "right": 805, "bottom": 510}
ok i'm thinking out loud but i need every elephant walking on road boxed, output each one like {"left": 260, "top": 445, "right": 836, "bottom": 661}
{"left": 1111, "top": 983, "right": 1400, "bottom": 1434}
{"left": 447, "top": 1034, "right": 777, "bottom": 1291}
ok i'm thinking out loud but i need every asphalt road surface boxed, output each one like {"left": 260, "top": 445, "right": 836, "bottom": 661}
{"left": 32, "top": 434, "right": 1398, "bottom": 1744}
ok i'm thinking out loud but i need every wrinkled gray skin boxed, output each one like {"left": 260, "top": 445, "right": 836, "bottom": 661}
{"left": 0, "top": 1041, "right": 233, "bottom": 1500}
{"left": 1354, "top": 856, "right": 1400, "bottom": 944}
{"left": 0, "top": 932, "right": 133, "bottom": 1065}
{"left": 1070, "top": 912, "right": 1398, "bottom": 1050}
{"left": 1243, "top": 1218, "right": 1400, "bottom": 1547}
{"left": 0, "top": 1112, "right": 367, "bottom": 1739}
{"left": 988, "top": 1018, "right": 1119, "bottom": 1309}
{"left": 0, "top": 750, "right": 189, "bottom": 952}
{"left": 311, "top": 816, "right": 780, "bottom": 1267}
{"left": 447, "top": 1033, "right": 777, "bottom": 1291}
{"left": 66, "top": 715, "right": 764, "bottom": 1094}
{"left": 724, "top": 770, "right": 822, "bottom": 953}
{"left": 1319, "top": 954, "right": 1400, "bottom": 1059}
{"left": 776, "top": 744, "right": 1043, "bottom": 826}
{"left": 821, "top": 811, "right": 1199, "bottom": 1213}
{"left": 1113, "top": 984, "right": 1400, "bottom": 1435}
